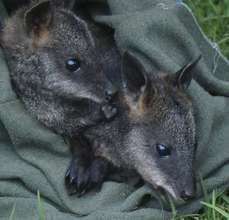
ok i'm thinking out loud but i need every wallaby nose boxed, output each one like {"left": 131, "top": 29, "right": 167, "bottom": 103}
{"left": 180, "top": 189, "right": 195, "bottom": 201}
{"left": 105, "top": 84, "right": 118, "bottom": 102}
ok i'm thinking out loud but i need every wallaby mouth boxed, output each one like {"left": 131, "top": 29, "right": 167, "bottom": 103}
{"left": 164, "top": 178, "right": 196, "bottom": 201}
{"left": 147, "top": 181, "right": 195, "bottom": 202}
{"left": 160, "top": 184, "right": 195, "bottom": 201}
{"left": 137, "top": 166, "right": 195, "bottom": 201}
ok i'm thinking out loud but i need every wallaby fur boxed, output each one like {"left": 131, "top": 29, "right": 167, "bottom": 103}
{"left": 81, "top": 52, "right": 201, "bottom": 201}
{"left": 1, "top": 0, "right": 200, "bottom": 201}
{"left": 0, "top": 0, "right": 118, "bottom": 137}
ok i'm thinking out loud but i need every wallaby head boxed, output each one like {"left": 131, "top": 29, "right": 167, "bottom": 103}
{"left": 1, "top": 0, "right": 117, "bottom": 136}
{"left": 86, "top": 52, "right": 201, "bottom": 201}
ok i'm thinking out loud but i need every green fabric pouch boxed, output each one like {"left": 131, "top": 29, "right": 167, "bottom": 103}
{"left": 0, "top": 0, "right": 228, "bottom": 219}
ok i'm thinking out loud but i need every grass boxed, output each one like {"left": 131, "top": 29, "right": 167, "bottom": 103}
{"left": 166, "top": 177, "right": 228, "bottom": 220}
{"left": 185, "top": 0, "right": 229, "bottom": 59}
{"left": 37, "top": 191, "right": 46, "bottom": 220}
{"left": 8, "top": 188, "right": 228, "bottom": 220}
{"left": 8, "top": 192, "right": 47, "bottom": 220}
{"left": 7, "top": 1, "right": 229, "bottom": 219}
{"left": 8, "top": 204, "right": 15, "bottom": 220}
{"left": 176, "top": 0, "right": 229, "bottom": 219}
{"left": 173, "top": 188, "right": 229, "bottom": 220}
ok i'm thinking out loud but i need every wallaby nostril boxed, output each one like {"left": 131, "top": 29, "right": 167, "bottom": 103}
{"left": 101, "top": 104, "right": 118, "bottom": 121}
{"left": 105, "top": 88, "right": 117, "bottom": 102}
{"left": 180, "top": 190, "right": 195, "bottom": 201}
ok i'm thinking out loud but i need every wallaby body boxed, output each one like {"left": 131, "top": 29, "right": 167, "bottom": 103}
{"left": 1, "top": 0, "right": 117, "bottom": 137}
{"left": 1, "top": 0, "right": 120, "bottom": 195}
{"left": 54, "top": 2, "right": 199, "bottom": 199}
{"left": 1, "top": 0, "right": 199, "bottom": 200}
{"left": 81, "top": 53, "right": 201, "bottom": 201}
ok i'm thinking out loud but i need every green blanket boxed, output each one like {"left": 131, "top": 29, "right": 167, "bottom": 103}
{"left": 0, "top": 0, "right": 228, "bottom": 219}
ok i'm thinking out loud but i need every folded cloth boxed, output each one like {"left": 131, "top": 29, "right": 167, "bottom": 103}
{"left": 0, "top": 0, "right": 228, "bottom": 219}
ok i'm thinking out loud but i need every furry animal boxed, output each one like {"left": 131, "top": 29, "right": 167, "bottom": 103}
{"left": 68, "top": 52, "right": 201, "bottom": 201}
{"left": 1, "top": 0, "right": 200, "bottom": 201}
{"left": 1, "top": 0, "right": 121, "bottom": 197}
{"left": 0, "top": 0, "right": 118, "bottom": 137}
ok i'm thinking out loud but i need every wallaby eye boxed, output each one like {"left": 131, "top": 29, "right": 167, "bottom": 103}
{"left": 156, "top": 144, "right": 171, "bottom": 157}
{"left": 65, "top": 58, "right": 80, "bottom": 72}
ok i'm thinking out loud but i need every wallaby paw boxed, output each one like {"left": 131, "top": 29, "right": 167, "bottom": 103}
{"left": 101, "top": 104, "right": 118, "bottom": 121}
{"left": 65, "top": 158, "right": 108, "bottom": 196}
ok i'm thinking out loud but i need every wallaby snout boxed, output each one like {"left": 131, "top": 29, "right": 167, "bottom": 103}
{"left": 105, "top": 83, "right": 118, "bottom": 102}
{"left": 180, "top": 187, "right": 195, "bottom": 201}
{"left": 180, "top": 173, "right": 196, "bottom": 201}
{"left": 167, "top": 172, "right": 196, "bottom": 201}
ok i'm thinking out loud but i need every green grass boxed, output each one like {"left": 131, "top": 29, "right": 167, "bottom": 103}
{"left": 7, "top": 1, "right": 229, "bottom": 219}
{"left": 181, "top": 2, "right": 229, "bottom": 219}
{"left": 166, "top": 178, "right": 228, "bottom": 220}
{"left": 8, "top": 204, "right": 15, "bottom": 220}
{"left": 10, "top": 188, "right": 227, "bottom": 220}
{"left": 37, "top": 191, "right": 46, "bottom": 220}
{"left": 186, "top": 0, "right": 229, "bottom": 59}
{"left": 172, "top": 188, "right": 229, "bottom": 220}
{"left": 8, "top": 192, "right": 47, "bottom": 220}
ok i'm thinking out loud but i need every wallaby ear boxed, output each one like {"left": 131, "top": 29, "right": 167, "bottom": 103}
{"left": 24, "top": 1, "right": 53, "bottom": 37}
{"left": 174, "top": 55, "right": 202, "bottom": 90}
{"left": 122, "top": 51, "right": 150, "bottom": 103}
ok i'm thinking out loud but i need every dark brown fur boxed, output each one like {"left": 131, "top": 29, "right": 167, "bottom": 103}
{"left": 77, "top": 52, "right": 201, "bottom": 201}
{"left": 1, "top": 0, "right": 118, "bottom": 137}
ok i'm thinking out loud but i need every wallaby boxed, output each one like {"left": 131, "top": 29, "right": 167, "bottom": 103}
{"left": 1, "top": 0, "right": 200, "bottom": 200}
{"left": 0, "top": 0, "right": 122, "bottom": 196}
{"left": 68, "top": 52, "right": 201, "bottom": 201}
{"left": 0, "top": 0, "right": 118, "bottom": 137}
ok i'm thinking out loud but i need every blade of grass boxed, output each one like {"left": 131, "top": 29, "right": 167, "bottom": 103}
{"left": 222, "top": 195, "right": 229, "bottom": 204}
{"left": 199, "top": 175, "right": 210, "bottom": 203}
{"left": 202, "top": 14, "right": 229, "bottom": 22}
{"left": 166, "top": 193, "right": 177, "bottom": 220}
{"left": 179, "top": 213, "right": 200, "bottom": 218}
{"left": 8, "top": 204, "right": 16, "bottom": 220}
{"left": 212, "top": 190, "right": 216, "bottom": 220}
{"left": 37, "top": 191, "right": 46, "bottom": 220}
{"left": 199, "top": 175, "right": 212, "bottom": 219}
{"left": 208, "top": 0, "right": 218, "bottom": 15}
{"left": 218, "top": 36, "right": 229, "bottom": 45}
{"left": 201, "top": 201, "right": 229, "bottom": 219}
